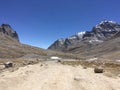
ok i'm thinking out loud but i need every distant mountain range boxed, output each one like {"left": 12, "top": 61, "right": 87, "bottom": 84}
{"left": 0, "top": 24, "right": 76, "bottom": 59}
{"left": 1, "top": 20, "right": 120, "bottom": 60}
{"left": 48, "top": 20, "right": 120, "bottom": 60}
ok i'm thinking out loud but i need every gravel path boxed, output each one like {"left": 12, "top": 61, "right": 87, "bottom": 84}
{"left": 0, "top": 61, "right": 120, "bottom": 90}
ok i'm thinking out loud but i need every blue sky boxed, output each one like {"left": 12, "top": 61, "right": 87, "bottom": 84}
{"left": 0, "top": 0, "right": 120, "bottom": 49}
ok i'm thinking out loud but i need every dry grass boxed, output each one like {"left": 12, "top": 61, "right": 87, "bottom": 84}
{"left": 61, "top": 60, "right": 120, "bottom": 77}
{"left": 0, "top": 34, "right": 47, "bottom": 58}
{"left": 0, "top": 58, "right": 44, "bottom": 73}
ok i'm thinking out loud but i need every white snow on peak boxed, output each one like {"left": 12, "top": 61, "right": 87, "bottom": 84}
{"left": 95, "top": 20, "right": 117, "bottom": 28}
{"left": 99, "top": 20, "right": 108, "bottom": 25}
{"left": 58, "top": 38, "right": 65, "bottom": 44}
{"left": 109, "top": 21, "right": 117, "bottom": 24}
{"left": 95, "top": 25, "right": 101, "bottom": 28}
{"left": 99, "top": 20, "right": 116, "bottom": 25}
{"left": 69, "top": 36, "right": 77, "bottom": 39}
{"left": 68, "top": 31, "right": 85, "bottom": 40}
{"left": 77, "top": 31, "right": 86, "bottom": 38}
{"left": 77, "top": 31, "right": 86, "bottom": 36}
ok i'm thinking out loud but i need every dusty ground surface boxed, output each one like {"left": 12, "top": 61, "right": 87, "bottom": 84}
{"left": 0, "top": 61, "right": 120, "bottom": 90}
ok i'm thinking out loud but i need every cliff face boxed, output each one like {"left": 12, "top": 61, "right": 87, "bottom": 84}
{"left": 48, "top": 20, "right": 120, "bottom": 51}
{"left": 0, "top": 24, "right": 19, "bottom": 41}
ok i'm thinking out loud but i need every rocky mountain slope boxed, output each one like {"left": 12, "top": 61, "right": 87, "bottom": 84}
{"left": 84, "top": 31, "right": 120, "bottom": 59}
{"left": 48, "top": 20, "right": 120, "bottom": 51}
{"left": 0, "top": 24, "right": 47, "bottom": 58}
{"left": 48, "top": 20, "right": 120, "bottom": 59}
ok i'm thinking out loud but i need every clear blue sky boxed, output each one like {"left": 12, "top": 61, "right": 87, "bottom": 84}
{"left": 0, "top": 0, "right": 120, "bottom": 49}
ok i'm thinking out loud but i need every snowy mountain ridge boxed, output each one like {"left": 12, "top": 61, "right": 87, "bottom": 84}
{"left": 48, "top": 20, "right": 120, "bottom": 51}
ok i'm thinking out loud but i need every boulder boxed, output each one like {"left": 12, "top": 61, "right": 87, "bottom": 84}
{"left": 4, "top": 62, "right": 13, "bottom": 68}
{"left": 94, "top": 67, "right": 104, "bottom": 73}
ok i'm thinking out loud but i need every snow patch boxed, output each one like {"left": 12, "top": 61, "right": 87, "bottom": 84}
{"left": 77, "top": 31, "right": 86, "bottom": 38}
{"left": 86, "top": 58, "right": 98, "bottom": 61}
{"left": 68, "top": 31, "right": 85, "bottom": 40}
{"left": 69, "top": 36, "right": 77, "bottom": 39}
{"left": 99, "top": 20, "right": 117, "bottom": 25}
{"left": 58, "top": 39, "right": 65, "bottom": 44}
{"left": 116, "top": 60, "right": 120, "bottom": 62}
{"left": 50, "top": 56, "right": 61, "bottom": 60}
{"left": 77, "top": 31, "right": 86, "bottom": 35}
{"left": 89, "top": 40, "right": 103, "bottom": 43}
{"left": 109, "top": 21, "right": 117, "bottom": 24}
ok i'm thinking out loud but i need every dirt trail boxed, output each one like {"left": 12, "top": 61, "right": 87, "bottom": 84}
{"left": 0, "top": 61, "right": 120, "bottom": 90}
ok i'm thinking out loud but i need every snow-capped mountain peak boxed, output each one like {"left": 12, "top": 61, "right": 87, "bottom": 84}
{"left": 95, "top": 20, "right": 117, "bottom": 27}
{"left": 48, "top": 20, "right": 120, "bottom": 51}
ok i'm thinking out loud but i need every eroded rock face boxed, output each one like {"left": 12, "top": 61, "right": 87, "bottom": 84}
{"left": 48, "top": 20, "right": 120, "bottom": 51}
{"left": 92, "top": 20, "right": 120, "bottom": 40}
{"left": 0, "top": 24, "right": 19, "bottom": 41}
{"left": 48, "top": 31, "right": 86, "bottom": 50}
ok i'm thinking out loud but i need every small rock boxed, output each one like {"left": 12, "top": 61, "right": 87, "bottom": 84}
{"left": 40, "top": 64, "right": 43, "bottom": 67}
{"left": 94, "top": 67, "right": 104, "bottom": 73}
{"left": 58, "top": 60, "right": 61, "bottom": 62}
{"left": 4, "top": 62, "right": 13, "bottom": 68}
{"left": 83, "top": 66, "right": 87, "bottom": 69}
{"left": 74, "top": 76, "right": 81, "bottom": 81}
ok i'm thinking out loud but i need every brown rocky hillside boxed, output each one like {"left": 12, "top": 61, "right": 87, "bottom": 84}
{"left": 0, "top": 24, "right": 47, "bottom": 58}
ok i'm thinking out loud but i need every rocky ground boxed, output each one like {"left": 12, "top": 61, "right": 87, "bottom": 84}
{"left": 0, "top": 60, "right": 120, "bottom": 90}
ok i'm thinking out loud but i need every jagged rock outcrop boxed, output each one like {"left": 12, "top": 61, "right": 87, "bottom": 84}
{"left": 0, "top": 24, "right": 19, "bottom": 41}
{"left": 0, "top": 24, "right": 47, "bottom": 58}
{"left": 48, "top": 20, "right": 120, "bottom": 51}
{"left": 48, "top": 32, "right": 86, "bottom": 50}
